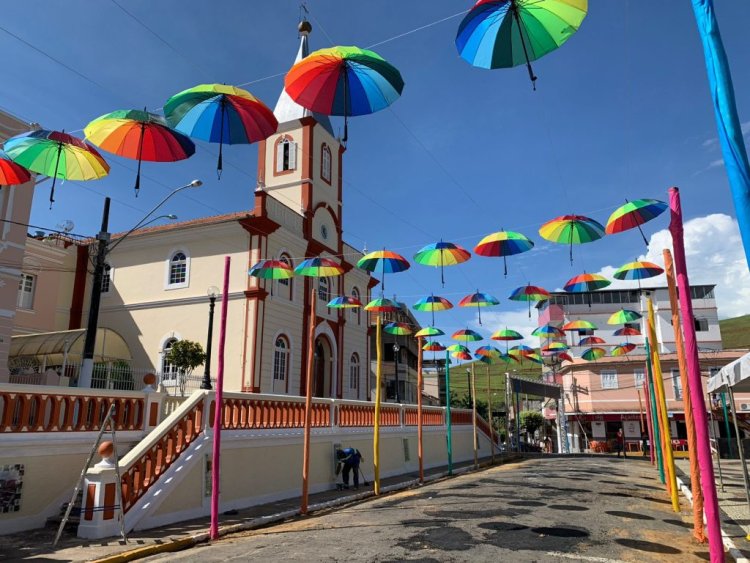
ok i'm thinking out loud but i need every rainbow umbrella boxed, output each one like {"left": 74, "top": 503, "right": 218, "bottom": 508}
{"left": 4, "top": 129, "right": 109, "bottom": 206}
{"left": 423, "top": 341, "right": 446, "bottom": 352}
{"left": 532, "top": 324, "right": 564, "bottom": 338}
{"left": 562, "top": 320, "right": 597, "bottom": 331}
{"left": 581, "top": 347, "right": 606, "bottom": 361}
{"left": 0, "top": 150, "right": 31, "bottom": 185}
{"left": 606, "top": 199, "right": 668, "bottom": 246}
{"left": 578, "top": 336, "right": 606, "bottom": 346}
{"left": 458, "top": 290, "right": 500, "bottom": 325}
{"left": 557, "top": 352, "right": 574, "bottom": 363}
{"left": 455, "top": 0, "right": 587, "bottom": 89}
{"left": 475, "top": 345, "right": 502, "bottom": 358}
{"left": 164, "top": 83, "right": 277, "bottom": 179}
{"left": 413, "top": 294, "right": 454, "bottom": 326}
{"left": 491, "top": 328, "right": 523, "bottom": 341}
{"left": 611, "top": 343, "right": 637, "bottom": 356}
{"left": 613, "top": 260, "right": 665, "bottom": 291}
{"left": 453, "top": 350, "right": 473, "bottom": 361}
{"left": 509, "top": 344, "right": 534, "bottom": 357}
{"left": 564, "top": 273, "right": 611, "bottom": 293}
{"left": 415, "top": 326, "right": 445, "bottom": 338}
{"left": 473, "top": 229, "right": 534, "bottom": 276}
{"left": 84, "top": 109, "right": 195, "bottom": 196}
{"left": 364, "top": 297, "right": 400, "bottom": 312}
{"left": 327, "top": 295, "right": 362, "bottom": 309}
{"left": 538, "top": 214, "right": 605, "bottom": 264}
{"left": 384, "top": 322, "right": 413, "bottom": 336}
{"left": 524, "top": 352, "right": 544, "bottom": 364}
{"left": 614, "top": 327, "right": 641, "bottom": 337}
{"left": 413, "top": 240, "right": 471, "bottom": 287}
{"left": 542, "top": 342, "right": 568, "bottom": 352}
{"left": 452, "top": 329, "right": 483, "bottom": 342}
{"left": 607, "top": 309, "right": 642, "bottom": 325}
{"left": 248, "top": 259, "right": 294, "bottom": 279}
{"left": 294, "top": 257, "right": 344, "bottom": 277}
{"left": 447, "top": 344, "right": 470, "bottom": 354}
{"left": 509, "top": 284, "right": 550, "bottom": 317}
{"left": 357, "top": 249, "right": 409, "bottom": 292}
{"left": 476, "top": 354, "right": 494, "bottom": 365}
{"left": 284, "top": 46, "right": 404, "bottom": 142}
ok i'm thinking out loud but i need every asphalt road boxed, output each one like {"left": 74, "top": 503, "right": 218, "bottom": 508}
{"left": 145, "top": 456, "right": 714, "bottom": 562}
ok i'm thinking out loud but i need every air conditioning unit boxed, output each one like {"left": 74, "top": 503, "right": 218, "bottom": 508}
{"left": 741, "top": 404, "right": 750, "bottom": 411}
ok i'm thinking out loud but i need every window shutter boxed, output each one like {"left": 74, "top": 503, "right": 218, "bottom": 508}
{"left": 276, "top": 140, "right": 285, "bottom": 173}
{"left": 288, "top": 142, "right": 297, "bottom": 170}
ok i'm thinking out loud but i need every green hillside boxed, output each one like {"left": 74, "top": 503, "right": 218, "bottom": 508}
{"left": 720, "top": 315, "right": 750, "bottom": 349}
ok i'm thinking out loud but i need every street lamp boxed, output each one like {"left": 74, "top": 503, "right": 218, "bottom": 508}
{"left": 78, "top": 180, "right": 202, "bottom": 388}
{"left": 393, "top": 342, "right": 400, "bottom": 403}
{"left": 201, "top": 286, "right": 220, "bottom": 390}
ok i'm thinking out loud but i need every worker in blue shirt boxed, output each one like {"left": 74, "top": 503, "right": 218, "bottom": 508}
{"left": 335, "top": 447, "right": 362, "bottom": 489}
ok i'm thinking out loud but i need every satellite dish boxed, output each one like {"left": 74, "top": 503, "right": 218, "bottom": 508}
{"left": 57, "top": 220, "right": 75, "bottom": 233}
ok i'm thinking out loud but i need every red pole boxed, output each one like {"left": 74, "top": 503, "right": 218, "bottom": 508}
{"left": 417, "top": 336, "right": 424, "bottom": 483}
{"left": 669, "top": 187, "right": 722, "bottom": 562}
{"left": 301, "top": 286, "right": 316, "bottom": 514}
{"left": 210, "top": 256, "right": 231, "bottom": 540}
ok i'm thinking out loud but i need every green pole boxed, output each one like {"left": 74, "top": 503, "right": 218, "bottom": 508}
{"left": 445, "top": 350, "right": 453, "bottom": 475}
{"left": 645, "top": 338, "right": 664, "bottom": 483}
{"left": 721, "top": 392, "right": 735, "bottom": 458}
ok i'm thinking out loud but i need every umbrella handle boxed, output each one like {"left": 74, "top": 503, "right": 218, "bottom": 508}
{"left": 342, "top": 68, "right": 350, "bottom": 143}
{"left": 48, "top": 142, "right": 62, "bottom": 209}
{"left": 503, "top": 254, "right": 508, "bottom": 278}
{"left": 135, "top": 121, "right": 146, "bottom": 197}
{"left": 217, "top": 99, "right": 226, "bottom": 180}
{"left": 511, "top": 3, "right": 538, "bottom": 90}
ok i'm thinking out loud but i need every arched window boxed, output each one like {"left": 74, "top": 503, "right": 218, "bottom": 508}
{"left": 275, "top": 136, "right": 297, "bottom": 173}
{"left": 101, "top": 263, "right": 112, "bottom": 293}
{"left": 318, "top": 277, "right": 330, "bottom": 302}
{"left": 161, "top": 338, "right": 178, "bottom": 381}
{"left": 273, "top": 336, "right": 290, "bottom": 383}
{"left": 351, "top": 287, "right": 361, "bottom": 325}
{"left": 168, "top": 251, "right": 189, "bottom": 287}
{"left": 349, "top": 353, "right": 360, "bottom": 389}
{"left": 277, "top": 253, "right": 293, "bottom": 299}
{"left": 321, "top": 143, "right": 332, "bottom": 184}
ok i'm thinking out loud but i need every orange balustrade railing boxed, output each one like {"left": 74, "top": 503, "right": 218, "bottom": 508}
{"left": 403, "top": 407, "right": 445, "bottom": 426}
{"left": 0, "top": 390, "right": 144, "bottom": 433}
{"left": 451, "top": 409, "right": 473, "bottom": 425}
{"left": 219, "top": 398, "right": 331, "bottom": 430}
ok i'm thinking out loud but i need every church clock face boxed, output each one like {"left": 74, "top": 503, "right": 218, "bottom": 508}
{"left": 320, "top": 224, "right": 328, "bottom": 240}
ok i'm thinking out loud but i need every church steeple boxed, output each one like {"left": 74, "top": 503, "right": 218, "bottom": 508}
{"left": 273, "top": 19, "right": 334, "bottom": 135}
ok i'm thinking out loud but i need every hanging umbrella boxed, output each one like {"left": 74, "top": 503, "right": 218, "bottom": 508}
{"left": 294, "top": 257, "right": 344, "bottom": 277}
{"left": 455, "top": 0, "right": 588, "bottom": 89}
{"left": 491, "top": 328, "right": 523, "bottom": 341}
{"left": 557, "top": 352, "right": 574, "bottom": 363}
{"left": 452, "top": 329, "right": 483, "bottom": 342}
{"left": 578, "top": 336, "right": 606, "bottom": 346}
{"left": 562, "top": 320, "right": 597, "bottom": 331}
{"left": 524, "top": 352, "right": 544, "bottom": 364}
{"left": 459, "top": 290, "right": 500, "bottom": 325}
{"left": 4, "top": 129, "right": 109, "bottom": 206}
{"left": 509, "top": 284, "right": 550, "bottom": 317}
{"left": 509, "top": 344, "right": 534, "bottom": 357}
{"left": 248, "top": 259, "right": 294, "bottom": 279}
{"left": 284, "top": 46, "right": 404, "bottom": 142}
{"left": 476, "top": 354, "right": 494, "bottom": 365}
{"left": 607, "top": 309, "right": 642, "bottom": 325}
{"left": 606, "top": 199, "right": 668, "bottom": 246}
{"left": 542, "top": 342, "right": 568, "bottom": 352}
{"left": 413, "top": 240, "right": 471, "bottom": 287}
{"left": 452, "top": 350, "right": 473, "bottom": 361}
{"left": 475, "top": 345, "right": 502, "bottom": 358}
{"left": 413, "top": 294, "right": 454, "bottom": 326}
{"left": 581, "top": 347, "right": 606, "bottom": 361}
{"left": 364, "top": 296, "right": 401, "bottom": 312}
{"left": 384, "top": 322, "right": 413, "bottom": 336}
{"left": 613, "top": 327, "right": 641, "bottom": 337}
{"left": 532, "top": 324, "right": 565, "bottom": 338}
{"left": 447, "top": 344, "right": 471, "bottom": 354}
{"left": 564, "top": 272, "right": 611, "bottom": 293}
{"left": 84, "top": 109, "right": 195, "bottom": 196}
{"left": 613, "top": 260, "right": 665, "bottom": 291}
{"left": 473, "top": 229, "right": 534, "bottom": 276}
{"left": 415, "top": 326, "right": 445, "bottom": 338}
{"left": 327, "top": 295, "right": 363, "bottom": 308}
{"left": 611, "top": 343, "right": 637, "bottom": 356}
{"left": 423, "top": 341, "right": 446, "bottom": 352}
{"left": 538, "top": 214, "right": 605, "bottom": 264}
{"left": 0, "top": 150, "right": 31, "bottom": 185}
{"left": 357, "top": 250, "right": 410, "bottom": 292}
{"left": 164, "top": 83, "right": 278, "bottom": 179}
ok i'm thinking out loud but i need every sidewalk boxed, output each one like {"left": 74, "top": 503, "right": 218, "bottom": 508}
{"left": 0, "top": 454, "right": 522, "bottom": 563}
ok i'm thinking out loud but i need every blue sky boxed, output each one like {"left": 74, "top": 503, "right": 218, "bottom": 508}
{"left": 2, "top": 1, "right": 749, "bottom": 336}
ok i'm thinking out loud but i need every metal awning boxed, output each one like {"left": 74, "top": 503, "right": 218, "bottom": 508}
{"left": 10, "top": 328, "right": 132, "bottom": 364}
{"left": 708, "top": 352, "right": 750, "bottom": 393}
{"left": 508, "top": 374, "right": 562, "bottom": 397}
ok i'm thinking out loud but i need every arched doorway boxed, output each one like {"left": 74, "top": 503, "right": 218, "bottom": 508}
{"left": 313, "top": 335, "right": 333, "bottom": 398}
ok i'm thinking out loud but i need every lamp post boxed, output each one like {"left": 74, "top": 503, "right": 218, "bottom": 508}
{"left": 78, "top": 180, "right": 202, "bottom": 388}
{"left": 393, "top": 342, "right": 400, "bottom": 403}
{"left": 201, "top": 286, "right": 220, "bottom": 390}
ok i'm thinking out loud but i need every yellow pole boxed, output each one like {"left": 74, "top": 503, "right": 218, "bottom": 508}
{"left": 486, "top": 364, "right": 495, "bottom": 464}
{"left": 471, "top": 361, "right": 478, "bottom": 468}
{"left": 373, "top": 314, "right": 382, "bottom": 495}
{"left": 647, "top": 297, "right": 680, "bottom": 512}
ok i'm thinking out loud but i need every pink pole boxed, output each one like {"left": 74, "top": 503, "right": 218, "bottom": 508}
{"left": 669, "top": 187, "right": 722, "bottom": 562}
{"left": 210, "top": 256, "right": 231, "bottom": 541}
{"left": 643, "top": 381, "right": 655, "bottom": 465}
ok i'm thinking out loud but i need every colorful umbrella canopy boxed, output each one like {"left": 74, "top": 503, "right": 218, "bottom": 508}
{"left": 562, "top": 319, "right": 598, "bottom": 331}
{"left": 564, "top": 273, "right": 611, "bottom": 293}
{"left": 4, "top": 129, "right": 110, "bottom": 205}
{"left": 581, "top": 347, "right": 606, "bottom": 361}
{"left": 447, "top": 344, "right": 470, "bottom": 354}
{"left": 284, "top": 45, "right": 404, "bottom": 142}
{"left": 415, "top": 326, "right": 445, "bottom": 338}
{"left": 84, "top": 109, "right": 195, "bottom": 196}
{"left": 613, "top": 260, "right": 665, "bottom": 281}
{"left": 557, "top": 352, "right": 574, "bottom": 362}
{"left": 413, "top": 240, "right": 471, "bottom": 287}
{"left": 327, "top": 295, "right": 363, "bottom": 308}
{"left": 413, "top": 294, "right": 454, "bottom": 326}
{"left": 606, "top": 199, "right": 668, "bottom": 245}
{"left": 458, "top": 290, "right": 500, "bottom": 325}
{"left": 524, "top": 352, "right": 544, "bottom": 364}
{"left": 542, "top": 342, "right": 568, "bottom": 352}
{"left": 473, "top": 229, "right": 534, "bottom": 276}
{"left": 164, "top": 83, "right": 278, "bottom": 179}
{"left": 364, "top": 297, "right": 400, "bottom": 312}
{"left": 455, "top": 0, "right": 587, "bottom": 89}
{"left": 611, "top": 343, "right": 637, "bottom": 356}
{"left": 384, "top": 322, "right": 413, "bottom": 336}
{"left": 475, "top": 354, "right": 494, "bottom": 365}
{"left": 423, "top": 341, "right": 446, "bottom": 352}
{"left": 491, "top": 328, "right": 523, "bottom": 341}
{"left": 607, "top": 309, "right": 642, "bottom": 325}
{"left": 357, "top": 250, "right": 410, "bottom": 292}
{"left": 614, "top": 327, "right": 641, "bottom": 337}
{"left": 294, "top": 257, "right": 344, "bottom": 277}
{"left": 452, "top": 350, "right": 473, "bottom": 361}
{"left": 475, "top": 345, "right": 502, "bottom": 358}
{"left": 248, "top": 259, "right": 294, "bottom": 279}
{"left": 532, "top": 324, "right": 565, "bottom": 338}
{"left": 578, "top": 336, "right": 606, "bottom": 346}
{"left": 509, "top": 344, "right": 534, "bottom": 356}
{"left": 452, "top": 329, "right": 483, "bottom": 342}
{"left": 509, "top": 284, "right": 550, "bottom": 317}
{"left": 538, "top": 214, "right": 605, "bottom": 264}
{"left": 0, "top": 150, "right": 31, "bottom": 185}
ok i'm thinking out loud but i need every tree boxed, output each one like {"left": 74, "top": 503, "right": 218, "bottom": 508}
{"left": 166, "top": 339, "right": 206, "bottom": 396}
{"left": 520, "top": 410, "right": 545, "bottom": 440}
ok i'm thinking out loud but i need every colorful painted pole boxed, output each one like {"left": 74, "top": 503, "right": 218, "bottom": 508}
{"left": 210, "top": 256, "right": 230, "bottom": 540}
{"left": 445, "top": 349, "right": 453, "bottom": 475}
{"left": 647, "top": 297, "right": 680, "bottom": 512}
{"left": 720, "top": 393, "right": 734, "bottom": 458}
{"left": 664, "top": 249, "right": 706, "bottom": 542}
{"left": 374, "top": 314, "right": 383, "bottom": 494}
{"left": 669, "top": 187, "right": 722, "bottom": 563}
{"left": 636, "top": 388, "right": 645, "bottom": 434}
{"left": 416, "top": 336, "right": 424, "bottom": 483}
{"left": 471, "top": 361, "right": 478, "bottom": 468}
{"left": 691, "top": 0, "right": 750, "bottom": 269}
{"left": 300, "top": 286, "right": 317, "bottom": 514}
{"left": 643, "top": 381, "right": 655, "bottom": 465}
{"left": 645, "top": 337, "right": 663, "bottom": 479}
{"left": 486, "top": 364, "right": 495, "bottom": 463}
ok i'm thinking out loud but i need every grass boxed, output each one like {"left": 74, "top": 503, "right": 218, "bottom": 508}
{"left": 720, "top": 314, "right": 750, "bottom": 349}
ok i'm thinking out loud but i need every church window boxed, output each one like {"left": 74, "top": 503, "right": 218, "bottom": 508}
{"left": 273, "top": 336, "right": 290, "bottom": 382}
{"left": 275, "top": 136, "right": 297, "bottom": 173}
{"left": 319, "top": 277, "right": 330, "bottom": 302}
{"left": 321, "top": 143, "right": 332, "bottom": 184}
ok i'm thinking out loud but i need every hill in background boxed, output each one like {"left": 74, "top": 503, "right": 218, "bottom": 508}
{"left": 721, "top": 315, "right": 750, "bottom": 349}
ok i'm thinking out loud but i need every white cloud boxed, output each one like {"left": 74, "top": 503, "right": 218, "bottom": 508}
{"left": 703, "top": 120, "right": 750, "bottom": 148}
{"left": 597, "top": 213, "right": 750, "bottom": 319}
{"left": 470, "top": 308, "right": 539, "bottom": 348}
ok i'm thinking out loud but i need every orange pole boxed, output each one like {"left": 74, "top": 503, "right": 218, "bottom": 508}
{"left": 664, "top": 249, "right": 706, "bottom": 542}
{"left": 301, "top": 286, "right": 316, "bottom": 515}
{"left": 417, "top": 335, "right": 424, "bottom": 483}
